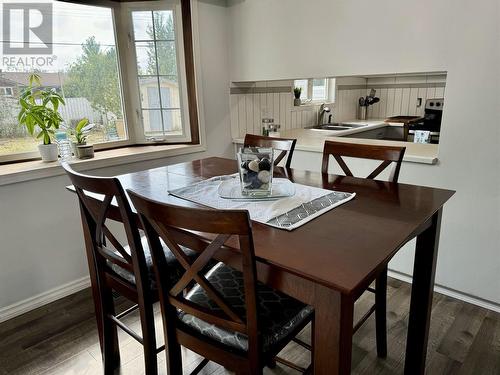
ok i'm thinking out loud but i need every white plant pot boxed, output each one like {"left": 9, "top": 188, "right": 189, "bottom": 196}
{"left": 38, "top": 143, "right": 59, "bottom": 162}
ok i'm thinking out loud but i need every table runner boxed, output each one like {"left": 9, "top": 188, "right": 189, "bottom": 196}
{"left": 168, "top": 174, "right": 355, "bottom": 230}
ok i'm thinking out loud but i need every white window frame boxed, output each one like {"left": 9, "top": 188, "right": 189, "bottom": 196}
{"left": 119, "top": 0, "right": 192, "bottom": 144}
{"left": 294, "top": 78, "right": 335, "bottom": 104}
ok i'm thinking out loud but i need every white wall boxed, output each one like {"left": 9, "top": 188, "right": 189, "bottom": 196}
{"left": 228, "top": 0, "right": 500, "bottom": 306}
{"left": 0, "top": 0, "right": 232, "bottom": 313}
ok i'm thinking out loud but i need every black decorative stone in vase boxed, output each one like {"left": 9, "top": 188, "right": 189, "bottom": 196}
{"left": 237, "top": 147, "right": 274, "bottom": 196}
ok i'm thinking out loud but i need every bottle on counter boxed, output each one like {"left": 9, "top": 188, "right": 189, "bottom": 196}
{"left": 262, "top": 118, "right": 274, "bottom": 136}
{"left": 261, "top": 108, "right": 274, "bottom": 136}
{"left": 268, "top": 123, "right": 281, "bottom": 137}
{"left": 55, "top": 131, "right": 72, "bottom": 162}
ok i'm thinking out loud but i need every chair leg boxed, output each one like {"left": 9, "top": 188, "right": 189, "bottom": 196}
{"left": 138, "top": 300, "right": 158, "bottom": 375}
{"left": 375, "top": 266, "right": 388, "bottom": 358}
{"left": 101, "top": 287, "right": 120, "bottom": 374}
{"left": 267, "top": 358, "right": 277, "bottom": 368}
{"left": 237, "top": 368, "right": 262, "bottom": 375}
{"left": 163, "top": 306, "right": 183, "bottom": 375}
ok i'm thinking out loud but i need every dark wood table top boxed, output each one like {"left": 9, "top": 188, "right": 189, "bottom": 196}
{"left": 112, "top": 157, "right": 454, "bottom": 296}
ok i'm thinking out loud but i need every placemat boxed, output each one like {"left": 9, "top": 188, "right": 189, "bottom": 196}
{"left": 169, "top": 175, "right": 355, "bottom": 231}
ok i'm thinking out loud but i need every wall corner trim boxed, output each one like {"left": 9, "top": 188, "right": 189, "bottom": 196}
{"left": 0, "top": 276, "right": 91, "bottom": 324}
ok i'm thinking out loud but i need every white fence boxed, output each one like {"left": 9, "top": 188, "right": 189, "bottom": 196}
{"left": 59, "top": 97, "right": 108, "bottom": 125}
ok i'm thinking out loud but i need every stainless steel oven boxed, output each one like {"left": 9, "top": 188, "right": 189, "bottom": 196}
{"left": 407, "top": 98, "right": 444, "bottom": 144}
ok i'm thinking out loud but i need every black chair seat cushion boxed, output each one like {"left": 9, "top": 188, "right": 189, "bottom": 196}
{"left": 109, "top": 236, "right": 198, "bottom": 289}
{"left": 178, "top": 263, "right": 313, "bottom": 352}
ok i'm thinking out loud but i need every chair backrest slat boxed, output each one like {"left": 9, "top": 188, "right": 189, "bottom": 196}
{"left": 244, "top": 134, "right": 297, "bottom": 168}
{"left": 63, "top": 163, "right": 149, "bottom": 289}
{"left": 128, "top": 190, "right": 260, "bottom": 347}
{"left": 322, "top": 141, "right": 406, "bottom": 182}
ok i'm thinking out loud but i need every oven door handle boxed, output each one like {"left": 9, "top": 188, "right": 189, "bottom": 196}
{"left": 403, "top": 118, "right": 424, "bottom": 141}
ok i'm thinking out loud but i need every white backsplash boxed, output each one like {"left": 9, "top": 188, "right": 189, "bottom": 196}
{"left": 229, "top": 80, "right": 321, "bottom": 139}
{"left": 335, "top": 74, "right": 446, "bottom": 121}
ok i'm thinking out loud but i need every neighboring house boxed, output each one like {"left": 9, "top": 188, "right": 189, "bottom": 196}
{"left": 139, "top": 77, "right": 181, "bottom": 133}
{"left": 0, "top": 75, "right": 20, "bottom": 97}
{"left": 0, "top": 72, "right": 109, "bottom": 127}
{"left": 1, "top": 72, "right": 67, "bottom": 93}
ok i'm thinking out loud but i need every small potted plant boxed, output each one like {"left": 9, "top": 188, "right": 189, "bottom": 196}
{"left": 71, "top": 118, "right": 95, "bottom": 159}
{"left": 18, "top": 74, "right": 65, "bottom": 162}
{"left": 293, "top": 87, "right": 302, "bottom": 106}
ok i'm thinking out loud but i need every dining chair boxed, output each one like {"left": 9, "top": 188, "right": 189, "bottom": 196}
{"left": 321, "top": 140, "right": 406, "bottom": 358}
{"left": 128, "top": 190, "right": 314, "bottom": 375}
{"left": 63, "top": 163, "right": 200, "bottom": 375}
{"left": 244, "top": 133, "right": 297, "bottom": 168}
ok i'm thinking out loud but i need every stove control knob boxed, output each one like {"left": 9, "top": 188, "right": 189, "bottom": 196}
{"left": 436, "top": 102, "right": 441, "bottom": 107}
{"left": 429, "top": 102, "right": 434, "bottom": 107}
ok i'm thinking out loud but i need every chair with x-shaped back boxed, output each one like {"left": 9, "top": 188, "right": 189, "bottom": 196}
{"left": 63, "top": 163, "right": 201, "bottom": 375}
{"left": 128, "top": 189, "right": 314, "bottom": 375}
{"left": 321, "top": 140, "right": 406, "bottom": 358}
{"left": 244, "top": 133, "right": 297, "bottom": 168}
{"left": 321, "top": 140, "right": 406, "bottom": 182}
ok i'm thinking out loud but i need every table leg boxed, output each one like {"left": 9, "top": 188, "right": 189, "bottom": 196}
{"left": 312, "top": 284, "right": 354, "bottom": 375}
{"left": 405, "top": 208, "right": 443, "bottom": 374}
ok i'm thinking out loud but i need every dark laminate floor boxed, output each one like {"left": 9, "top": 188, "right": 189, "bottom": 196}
{"left": 0, "top": 278, "right": 499, "bottom": 375}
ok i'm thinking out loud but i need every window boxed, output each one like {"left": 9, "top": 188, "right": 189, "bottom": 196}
{"left": 0, "top": 88, "right": 13, "bottom": 96}
{"left": 311, "top": 78, "right": 327, "bottom": 101}
{"left": 294, "top": 78, "right": 335, "bottom": 103}
{"left": 0, "top": 1, "right": 127, "bottom": 161}
{"left": 0, "top": 1, "right": 126, "bottom": 161}
{"left": 127, "top": 2, "right": 192, "bottom": 142}
{"left": 0, "top": 0, "right": 200, "bottom": 162}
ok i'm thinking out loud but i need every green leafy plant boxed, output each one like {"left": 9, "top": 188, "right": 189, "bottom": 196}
{"left": 18, "top": 74, "right": 66, "bottom": 145}
{"left": 72, "top": 118, "right": 95, "bottom": 145}
{"left": 293, "top": 87, "right": 302, "bottom": 99}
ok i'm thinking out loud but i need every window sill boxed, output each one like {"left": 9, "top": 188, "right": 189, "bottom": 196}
{"left": 0, "top": 143, "right": 206, "bottom": 186}
{"left": 291, "top": 101, "right": 334, "bottom": 112}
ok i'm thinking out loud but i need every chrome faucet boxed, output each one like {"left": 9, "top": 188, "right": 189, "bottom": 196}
{"left": 318, "top": 103, "right": 331, "bottom": 125}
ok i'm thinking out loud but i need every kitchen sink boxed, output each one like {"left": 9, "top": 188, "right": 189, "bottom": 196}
{"left": 339, "top": 123, "right": 370, "bottom": 128}
{"left": 306, "top": 123, "right": 369, "bottom": 131}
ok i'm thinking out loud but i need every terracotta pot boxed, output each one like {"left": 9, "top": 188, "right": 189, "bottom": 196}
{"left": 38, "top": 144, "right": 58, "bottom": 162}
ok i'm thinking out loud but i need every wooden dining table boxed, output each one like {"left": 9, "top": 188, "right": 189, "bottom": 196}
{"left": 73, "top": 156, "right": 454, "bottom": 374}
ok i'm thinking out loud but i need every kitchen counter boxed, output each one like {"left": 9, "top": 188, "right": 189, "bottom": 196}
{"left": 233, "top": 125, "right": 439, "bottom": 165}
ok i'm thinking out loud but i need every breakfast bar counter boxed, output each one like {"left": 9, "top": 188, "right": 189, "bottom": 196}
{"left": 234, "top": 127, "right": 439, "bottom": 165}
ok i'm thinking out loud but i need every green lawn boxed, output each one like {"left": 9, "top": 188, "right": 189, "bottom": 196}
{"left": 0, "top": 137, "right": 39, "bottom": 155}
{"left": 0, "top": 131, "right": 120, "bottom": 156}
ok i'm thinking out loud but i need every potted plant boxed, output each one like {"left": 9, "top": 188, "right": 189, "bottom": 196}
{"left": 293, "top": 87, "right": 302, "bottom": 106}
{"left": 71, "top": 118, "right": 95, "bottom": 159}
{"left": 18, "top": 74, "right": 65, "bottom": 162}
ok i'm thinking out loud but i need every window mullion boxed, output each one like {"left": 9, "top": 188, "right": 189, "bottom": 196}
{"left": 151, "top": 12, "right": 166, "bottom": 137}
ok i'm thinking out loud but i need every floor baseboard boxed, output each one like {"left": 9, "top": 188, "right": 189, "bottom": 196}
{"left": 388, "top": 269, "right": 500, "bottom": 314}
{"left": 0, "top": 276, "right": 91, "bottom": 324}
